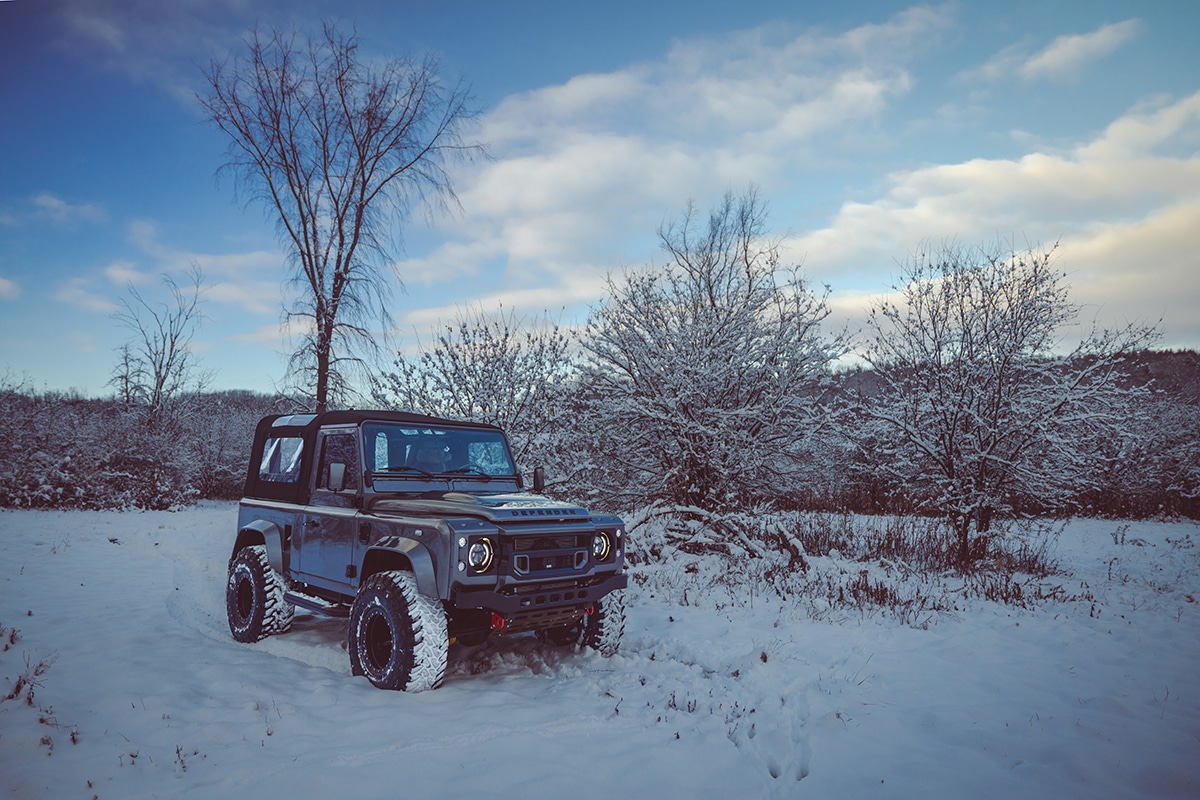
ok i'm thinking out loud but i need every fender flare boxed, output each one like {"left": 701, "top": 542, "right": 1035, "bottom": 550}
{"left": 234, "top": 519, "right": 286, "bottom": 576}
{"left": 361, "top": 539, "right": 438, "bottom": 599}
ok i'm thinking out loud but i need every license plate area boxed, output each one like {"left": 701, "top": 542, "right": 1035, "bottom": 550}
{"left": 513, "top": 548, "right": 587, "bottom": 574}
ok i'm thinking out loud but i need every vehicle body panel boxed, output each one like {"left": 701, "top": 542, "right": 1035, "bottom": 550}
{"left": 231, "top": 411, "right": 627, "bottom": 638}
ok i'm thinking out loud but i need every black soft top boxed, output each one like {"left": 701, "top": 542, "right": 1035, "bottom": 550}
{"left": 244, "top": 410, "right": 504, "bottom": 503}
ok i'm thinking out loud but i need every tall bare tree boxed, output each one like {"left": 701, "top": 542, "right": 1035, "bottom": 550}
{"left": 856, "top": 241, "right": 1159, "bottom": 566}
{"left": 199, "top": 22, "right": 481, "bottom": 412}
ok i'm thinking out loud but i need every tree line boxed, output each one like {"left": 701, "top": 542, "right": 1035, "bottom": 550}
{"left": 2, "top": 192, "right": 1193, "bottom": 573}
{"left": 369, "top": 192, "right": 1194, "bottom": 549}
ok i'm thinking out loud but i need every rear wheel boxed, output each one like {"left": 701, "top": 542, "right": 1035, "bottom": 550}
{"left": 226, "top": 544, "right": 293, "bottom": 643}
{"left": 349, "top": 571, "right": 448, "bottom": 692}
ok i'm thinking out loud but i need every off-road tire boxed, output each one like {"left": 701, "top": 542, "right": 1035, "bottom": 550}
{"left": 227, "top": 544, "right": 294, "bottom": 643}
{"left": 581, "top": 589, "right": 626, "bottom": 656}
{"left": 349, "top": 571, "right": 448, "bottom": 692}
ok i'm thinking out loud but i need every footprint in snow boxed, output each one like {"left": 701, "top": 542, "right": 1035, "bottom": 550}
{"left": 729, "top": 691, "right": 812, "bottom": 782}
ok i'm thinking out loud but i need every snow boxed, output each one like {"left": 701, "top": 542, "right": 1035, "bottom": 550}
{"left": 1, "top": 505, "right": 1197, "bottom": 799}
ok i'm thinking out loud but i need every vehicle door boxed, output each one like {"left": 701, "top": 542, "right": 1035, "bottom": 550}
{"left": 296, "top": 426, "right": 362, "bottom": 594}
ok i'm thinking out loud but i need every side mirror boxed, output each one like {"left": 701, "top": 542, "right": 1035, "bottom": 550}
{"left": 533, "top": 465, "right": 546, "bottom": 494}
{"left": 328, "top": 462, "right": 347, "bottom": 493}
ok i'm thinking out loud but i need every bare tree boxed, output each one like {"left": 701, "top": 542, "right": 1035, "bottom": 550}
{"left": 110, "top": 343, "right": 147, "bottom": 406}
{"left": 372, "top": 305, "right": 574, "bottom": 473}
{"left": 579, "top": 188, "right": 847, "bottom": 512}
{"left": 109, "top": 266, "right": 210, "bottom": 429}
{"left": 856, "top": 241, "right": 1159, "bottom": 566}
{"left": 199, "top": 22, "right": 482, "bottom": 412}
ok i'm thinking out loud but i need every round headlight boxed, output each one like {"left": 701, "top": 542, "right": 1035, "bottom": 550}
{"left": 592, "top": 531, "right": 612, "bottom": 561}
{"left": 467, "top": 538, "right": 494, "bottom": 572}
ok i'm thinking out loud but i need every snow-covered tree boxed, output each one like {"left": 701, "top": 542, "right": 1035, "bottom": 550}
{"left": 578, "top": 188, "right": 846, "bottom": 512}
{"left": 1086, "top": 376, "right": 1200, "bottom": 517}
{"left": 855, "top": 241, "right": 1159, "bottom": 566}
{"left": 372, "top": 305, "right": 574, "bottom": 474}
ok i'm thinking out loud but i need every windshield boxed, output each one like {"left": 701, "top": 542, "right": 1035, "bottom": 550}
{"left": 362, "top": 421, "right": 517, "bottom": 477}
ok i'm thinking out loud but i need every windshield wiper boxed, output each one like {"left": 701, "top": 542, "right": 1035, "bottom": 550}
{"left": 379, "top": 465, "right": 435, "bottom": 478}
{"left": 444, "top": 465, "right": 493, "bottom": 481}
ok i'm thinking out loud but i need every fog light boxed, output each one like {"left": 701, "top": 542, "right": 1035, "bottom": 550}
{"left": 468, "top": 538, "right": 494, "bottom": 572}
{"left": 592, "top": 531, "right": 611, "bottom": 561}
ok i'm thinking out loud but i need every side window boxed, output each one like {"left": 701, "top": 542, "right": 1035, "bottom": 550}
{"left": 260, "top": 437, "right": 304, "bottom": 483}
{"left": 317, "top": 432, "right": 360, "bottom": 491}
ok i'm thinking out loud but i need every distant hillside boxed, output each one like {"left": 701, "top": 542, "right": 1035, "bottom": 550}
{"left": 1120, "top": 349, "right": 1200, "bottom": 403}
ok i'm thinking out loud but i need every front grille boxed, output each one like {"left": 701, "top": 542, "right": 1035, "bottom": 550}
{"left": 514, "top": 550, "right": 587, "bottom": 574}
{"left": 513, "top": 535, "right": 588, "bottom": 551}
{"left": 502, "top": 526, "right": 593, "bottom": 578}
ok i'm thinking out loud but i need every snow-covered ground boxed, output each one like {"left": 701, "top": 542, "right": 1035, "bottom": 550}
{"left": 1, "top": 504, "right": 1197, "bottom": 799}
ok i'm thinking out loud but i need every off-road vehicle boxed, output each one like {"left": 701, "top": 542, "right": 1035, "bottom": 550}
{"left": 226, "top": 410, "right": 627, "bottom": 691}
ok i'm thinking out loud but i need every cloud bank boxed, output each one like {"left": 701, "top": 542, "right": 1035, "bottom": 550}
{"left": 389, "top": 10, "right": 1196, "bottom": 348}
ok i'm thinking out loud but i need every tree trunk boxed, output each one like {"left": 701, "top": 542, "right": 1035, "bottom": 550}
{"left": 315, "top": 341, "right": 330, "bottom": 414}
{"left": 955, "top": 514, "right": 973, "bottom": 569}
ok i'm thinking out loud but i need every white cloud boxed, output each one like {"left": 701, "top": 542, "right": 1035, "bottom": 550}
{"left": 399, "top": 276, "right": 611, "bottom": 334}
{"left": 64, "top": 7, "right": 127, "bottom": 52}
{"left": 1020, "top": 20, "right": 1141, "bottom": 81}
{"left": 1060, "top": 202, "right": 1200, "bottom": 340}
{"left": 974, "top": 20, "right": 1141, "bottom": 84}
{"left": 784, "top": 90, "right": 1200, "bottom": 349}
{"left": 0, "top": 276, "right": 21, "bottom": 300}
{"left": 1077, "top": 91, "right": 1200, "bottom": 162}
{"left": 227, "top": 322, "right": 287, "bottom": 347}
{"left": 103, "top": 260, "right": 150, "bottom": 286}
{"left": 204, "top": 280, "right": 281, "bottom": 316}
{"left": 395, "top": 7, "right": 954, "bottom": 322}
{"left": 31, "top": 192, "right": 106, "bottom": 225}
{"left": 55, "top": 0, "right": 249, "bottom": 105}
{"left": 53, "top": 278, "right": 118, "bottom": 313}
{"left": 229, "top": 317, "right": 307, "bottom": 348}
{"left": 44, "top": 220, "right": 284, "bottom": 321}
{"left": 124, "top": 219, "right": 283, "bottom": 315}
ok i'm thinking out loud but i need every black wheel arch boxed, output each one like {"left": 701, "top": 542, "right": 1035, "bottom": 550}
{"left": 233, "top": 519, "right": 286, "bottom": 575}
{"left": 360, "top": 540, "right": 438, "bottom": 599}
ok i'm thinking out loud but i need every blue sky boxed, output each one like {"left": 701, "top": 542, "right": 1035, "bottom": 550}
{"left": 2, "top": 0, "right": 1198, "bottom": 396}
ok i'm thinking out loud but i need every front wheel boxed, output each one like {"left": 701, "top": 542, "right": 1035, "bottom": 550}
{"left": 226, "top": 544, "right": 293, "bottom": 643}
{"left": 349, "top": 571, "right": 448, "bottom": 692}
{"left": 582, "top": 589, "right": 626, "bottom": 656}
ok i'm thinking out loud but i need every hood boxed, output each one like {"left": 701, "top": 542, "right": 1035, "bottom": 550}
{"left": 369, "top": 491, "right": 591, "bottom": 523}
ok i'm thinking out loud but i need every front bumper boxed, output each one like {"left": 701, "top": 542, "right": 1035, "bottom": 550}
{"left": 452, "top": 571, "right": 627, "bottom": 617}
